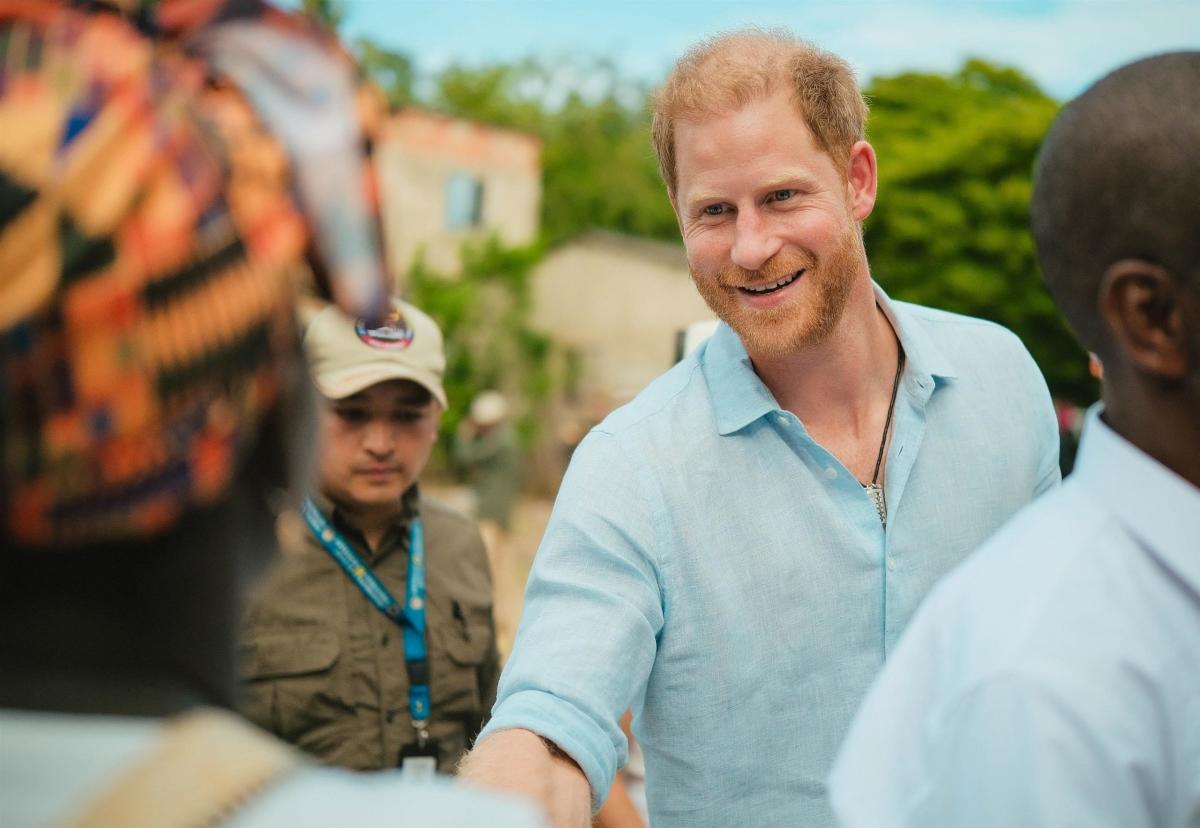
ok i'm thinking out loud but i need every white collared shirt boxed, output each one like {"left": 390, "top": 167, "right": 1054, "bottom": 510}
{"left": 830, "top": 404, "right": 1200, "bottom": 827}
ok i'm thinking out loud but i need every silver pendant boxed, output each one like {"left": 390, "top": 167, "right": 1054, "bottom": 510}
{"left": 865, "top": 483, "right": 887, "bottom": 527}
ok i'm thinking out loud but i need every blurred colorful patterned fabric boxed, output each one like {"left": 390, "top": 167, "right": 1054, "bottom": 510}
{"left": 0, "top": 1, "right": 385, "bottom": 546}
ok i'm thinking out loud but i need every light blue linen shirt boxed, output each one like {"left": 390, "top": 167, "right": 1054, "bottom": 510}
{"left": 829, "top": 406, "right": 1200, "bottom": 828}
{"left": 482, "top": 287, "right": 1059, "bottom": 828}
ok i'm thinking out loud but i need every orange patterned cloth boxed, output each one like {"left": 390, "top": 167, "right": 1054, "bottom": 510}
{"left": 0, "top": 2, "right": 309, "bottom": 545}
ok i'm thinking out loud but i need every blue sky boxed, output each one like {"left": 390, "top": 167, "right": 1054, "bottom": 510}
{"left": 319, "top": 0, "right": 1199, "bottom": 101}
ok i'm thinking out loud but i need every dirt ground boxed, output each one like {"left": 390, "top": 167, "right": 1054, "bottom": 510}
{"left": 424, "top": 484, "right": 552, "bottom": 661}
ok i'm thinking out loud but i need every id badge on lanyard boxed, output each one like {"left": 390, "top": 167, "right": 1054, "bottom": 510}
{"left": 302, "top": 498, "right": 437, "bottom": 779}
{"left": 398, "top": 739, "right": 439, "bottom": 780}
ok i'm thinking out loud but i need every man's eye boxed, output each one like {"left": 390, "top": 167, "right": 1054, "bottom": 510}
{"left": 391, "top": 411, "right": 422, "bottom": 424}
{"left": 767, "top": 189, "right": 795, "bottom": 203}
{"left": 336, "top": 409, "right": 369, "bottom": 424}
{"left": 702, "top": 204, "right": 727, "bottom": 217}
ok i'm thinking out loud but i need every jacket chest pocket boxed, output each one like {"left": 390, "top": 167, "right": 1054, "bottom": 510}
{"left": 429, "top": 604, "right": 493, "bottom": 715}
{"left": 240, "top": 629, "right": 354, "bottom": 746}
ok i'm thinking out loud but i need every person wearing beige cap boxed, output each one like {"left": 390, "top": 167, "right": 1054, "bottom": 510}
{"left": 454, "top": 390, "right": 522, "bottom": 656}
{"left": 455, "top": 391, "right": 521, "bottom": 540}
{"left": 239, "top": 299, "right": 502, "bottom": 776}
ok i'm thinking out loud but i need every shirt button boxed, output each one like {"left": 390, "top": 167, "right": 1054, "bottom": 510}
{"left": 386, "top": 710, "right": 396, "bottom": 723}
{"left": 886, "top": 557, "right": 897, "bottom": 572}
{"left": 777, "top": 413, "right": 790, "bottom": 426}
{"left": 824, "top": 467, "right": 838, "bottom": 480}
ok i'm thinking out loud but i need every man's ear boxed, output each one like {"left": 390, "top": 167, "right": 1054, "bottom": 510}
{"left": 1100, "top": 260, "right": 1191, "bottom": 381}
{"left": 846, "top": 140, "right": 878, "bottom": 222}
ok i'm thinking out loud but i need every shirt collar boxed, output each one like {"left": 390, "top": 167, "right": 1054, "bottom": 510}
{"left": 1073, "top": 403, "right": 1200, "bottom": 594}
{"left": 871, "top": 282, "right": 958, "bottom": 384}
{"left": 311, "top": 484, "right": 420, "bottom": 560}
{"left": 700, "top": 322, "right": 779, "bottom": 436}
{"left": 700, "top": 281, "right": 958, "bottom": 436}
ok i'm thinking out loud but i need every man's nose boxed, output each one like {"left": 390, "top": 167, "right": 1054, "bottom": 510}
{"left": 363, "top": 419, "right": 396, "bottom": 456}
{"left": 730, "top": 208, "right": 783, "bottom": 272}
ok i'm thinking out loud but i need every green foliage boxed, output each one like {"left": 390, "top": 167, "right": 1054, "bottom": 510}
{"left": 541, "top": 93, "right": 678, "bottom": 243}
{"left": 864, "top": 60, "right": 1093, "bottom": 402}
{"left": 301, "top": 0, "right": 343, "bottom": 29}
{"left": 427, "top": 57, "right": 678, "bottom": 244}
{"left": 406, "top": 238, "right": 555, "bottom": 453}
{"left": 355, "top": 39, "right": 415, "bottom": 108}
{"left": 431, "top": 59, "right": 547, "bottom": 133}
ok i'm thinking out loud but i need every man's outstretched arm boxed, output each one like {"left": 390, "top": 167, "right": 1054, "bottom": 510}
{"left": 461, "top": 430, "right": 662, "bottom": 827}
{"left": 459, "top": 728, "right": 592, "bottom": 828}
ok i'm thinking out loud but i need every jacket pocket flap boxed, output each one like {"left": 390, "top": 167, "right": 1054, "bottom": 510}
{"left": 438, "top": 610, "right": 493, "bottom": 666}
{"left": 242, "top": 630, "right": 340, "bottom": 679}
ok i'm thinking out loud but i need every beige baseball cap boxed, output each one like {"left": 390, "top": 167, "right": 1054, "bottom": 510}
{"left": 470, "top": 390, "right": 509, "bottom": 426}
{"left": 303, "top": 299, "right": 447, "bottom": 407}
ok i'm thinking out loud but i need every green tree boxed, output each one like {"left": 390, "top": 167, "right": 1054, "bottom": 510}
{"left": 864, "top": 60, "right": 1091, "bottom": 402}
{"left": 406, "top": 238, "right": 555, "bottom": 454}
{"left": 300, "top": 0, "right": 343, "bottom": 30}
{"left": 429, "top": 57, "right": 677, "bottom": 244}
{"left": 431, "top": 59, "right": 547, "bottom": 132}
{"left": 540, "top": 91, "right": 677, "bottom": 243}
{"left": 355, "top": 39, "right": 415, "bottom": 108}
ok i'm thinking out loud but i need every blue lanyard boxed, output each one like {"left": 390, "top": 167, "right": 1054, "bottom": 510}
{"left": 302, "top": 497, "right": 432, "bottom": 734}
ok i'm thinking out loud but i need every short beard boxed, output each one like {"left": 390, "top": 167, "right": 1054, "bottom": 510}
{"left": 692, "top": 227, "right": 863, "bottom": 358}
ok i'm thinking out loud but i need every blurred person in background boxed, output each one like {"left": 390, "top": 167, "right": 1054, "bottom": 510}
{"left": 241, "top": 300, "right": 500, "bottom": 775}
{"left": 455, "top": 389, "right": 521, "bottom": 569}
{"left": 459, "top": 28, "right": 1059, "bottom": 828}
{"left": 830, "top": 51, "right": 1200, "bottom": 828}
{"left": 1054, "top": 397, "right": 1083, "bottom": 476}
{"left": 0, "top": 2, "right": 541, "bottom": 825}
{"left": 454, "top": 389, "right": 522, "bottom": 658}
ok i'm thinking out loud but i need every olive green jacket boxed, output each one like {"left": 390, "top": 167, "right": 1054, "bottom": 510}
{"left": 239, "top": 488, "right": 499, "bottom": 772}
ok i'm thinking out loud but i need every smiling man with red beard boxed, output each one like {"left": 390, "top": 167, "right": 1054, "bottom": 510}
{"left": 240, "top": 300, "right": 501, "bottom": 776}
{"left": 459, "top": 29, "right": 1059, "bottom": 828}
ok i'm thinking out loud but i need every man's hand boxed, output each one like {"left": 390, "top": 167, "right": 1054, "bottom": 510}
{"left": 458, "top": 728, "right": 592, "bottom": 828}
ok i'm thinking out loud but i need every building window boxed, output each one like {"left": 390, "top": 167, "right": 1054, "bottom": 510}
{"left": 445, "top": 173, "right": 484, "bottom": 230}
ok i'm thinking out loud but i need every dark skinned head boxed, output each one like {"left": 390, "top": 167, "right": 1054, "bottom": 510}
{"left": 1031, "top": 52, "right": 1200, "bottom": 487}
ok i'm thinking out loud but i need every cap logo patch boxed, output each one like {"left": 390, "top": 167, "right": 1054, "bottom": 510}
{"left": 355, "top": 310, "right": 414, "bottom": 350}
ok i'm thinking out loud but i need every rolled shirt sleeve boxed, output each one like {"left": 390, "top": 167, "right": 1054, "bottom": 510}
{"left": 479, "top": 428, "right": 665, "bottom": 811}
